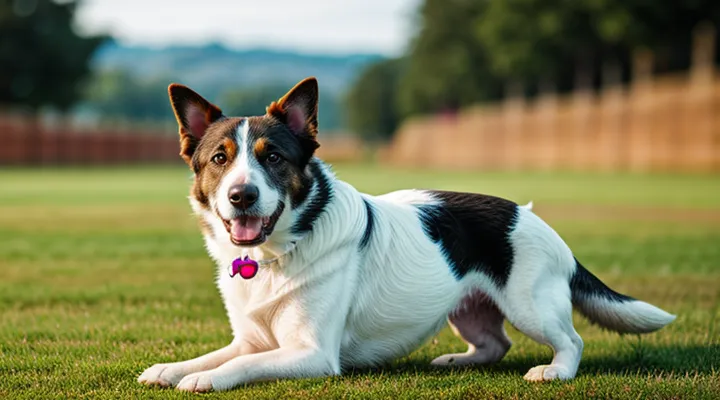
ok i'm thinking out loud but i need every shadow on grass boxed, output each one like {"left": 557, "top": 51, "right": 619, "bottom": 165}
{"left": 344, "top": 344, "right": 719, "bottom": 378}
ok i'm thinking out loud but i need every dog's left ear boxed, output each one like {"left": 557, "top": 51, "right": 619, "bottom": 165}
{"left": 168, "top": 84, "right": 224, "bottom": 166}
{"left": 267, "top": 77, "right": 320, "bottom": 145}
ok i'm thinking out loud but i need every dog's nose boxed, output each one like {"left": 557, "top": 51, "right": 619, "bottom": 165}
{"left": 228, "top": 184, "right": 259, "bottom": 209}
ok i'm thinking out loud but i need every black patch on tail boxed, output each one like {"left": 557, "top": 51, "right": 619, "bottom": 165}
{"left": 291, "top": 159, "right": 333, "bottom": 235}
{"left": 570, "top": 258, "right": 633, "bottom": 303}
{"left": 417, "top": 191, "right": 518, "bottom": 285}
{"left": 359, "top": 198, "right": 375, "bottom": 250}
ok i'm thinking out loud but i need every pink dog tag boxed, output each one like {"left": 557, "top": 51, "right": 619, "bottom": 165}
{"left": 230, "top": 256, "right": 259, "bottom": 279}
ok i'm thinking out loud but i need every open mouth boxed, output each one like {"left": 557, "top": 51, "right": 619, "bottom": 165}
{"left": 221, "top": 202, "right": 285, "bottom": 247}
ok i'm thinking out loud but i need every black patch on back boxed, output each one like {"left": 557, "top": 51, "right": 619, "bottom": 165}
{"left": 291, "top": 159, "right": 333, "bottom": 235}
{"left": 359, "top": 198, "right": 375, "bottom": 250}
{"left": 570, "top": 258, "right": 633, "bottom": 303}
{"left": 417, "top": 191, "right": 518, "bottom": 285}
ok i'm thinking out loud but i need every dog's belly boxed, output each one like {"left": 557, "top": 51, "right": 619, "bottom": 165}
{"left": 337, "top": 268, "right": 465, "bottom": 368}
{"left": 338, "top": 313, "right": 449, "bottom": 369}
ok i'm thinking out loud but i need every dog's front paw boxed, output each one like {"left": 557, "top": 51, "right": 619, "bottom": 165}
{"left": 176, "top": 372, "right": 214, "bottom": 392}
{"left": 431, "top": 353, "right": 463, "bottom": 366}
{"left": 138, "top": 363, "right": 188, "bottom": 387}
{"left": 523, "top": 364, "right": 573, "bottom": 382}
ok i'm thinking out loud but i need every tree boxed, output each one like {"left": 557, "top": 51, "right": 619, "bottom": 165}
{"left": 476, "top": 0, "right": 600, "bottom": 89}
{"left": 0, "top": 0, "right": 106, "bottom": 111}
{"left": 220, "top": 86, "right": 290, "bottom": 119}
{"left": 476, "top": 0, "right": 720, "bottom": 88}
{"left": 345, "top": 58, "right": 403, "bottom": 140}
{"left": 221, "top": 85, "right": 343, "bottom": 131}
{"left": 397, "top": 0, "right": 505, "bottom": 117}
{"left": 82, "top": 70, "right": 171, "bottom": 121}
{"left": 347, "top": 0, "right": 720, "bottom": 139}
{"left": 346, "top": 0, "right": 507, "bottom": 137}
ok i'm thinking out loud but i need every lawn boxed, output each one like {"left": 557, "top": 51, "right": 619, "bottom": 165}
{"left": 0, "top": 164, "right": 718, "bottom": 399}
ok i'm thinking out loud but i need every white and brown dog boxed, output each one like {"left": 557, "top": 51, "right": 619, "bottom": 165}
{"left": 138, "top": 77, "right": 675, "bottom": 392}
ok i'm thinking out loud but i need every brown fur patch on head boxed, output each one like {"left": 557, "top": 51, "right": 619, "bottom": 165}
{"left": 178, "top": 131, "right": 197, "bottom": 166}
{"left": 222, "top": 136, "right": 238, "bottom": 161}
{"left": 187, "top": 118, "right": 243, "bottom": 210}
{"left": 253, "top": 137, "right": 269, "bottom": 156}
{"left": 178, "top": 80, "right": 327, "bottom": 236}
{"left": 265, "top": 100, "right": 284, "bottom": 119}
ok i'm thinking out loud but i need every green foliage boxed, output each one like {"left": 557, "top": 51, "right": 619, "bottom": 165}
{"left": 82, "top": 70, "right": 171, "bottom": 121}
{"left": 82, "top": 76, "right": 345, "bottom": 130}
{"left": 0, "top": 0, "right": 106, "bottom": 111}
{"left": 476, "top": 0, "right": 720, "bottom": 80}
{"left": 344, "top": 58, "right": 404, "bottom": 140}
{"left": 221, "top": 85, "right": 343, "bottom": 131}
{"left": 220, "top": 85, "right": 288, "bottom": 118}
{"left": 347, "top": 0, "right": 720, "bottom": 138}
{"left": 0, "top": 166, "right": 719, "bottom": 398}
{"left": 346, "top": 0, "right": 508, "bottom": 135}
{"left": 476, "top": 0, "right": 599, "bottom": 80}
{"left": 397, "top": 0, "right": 505, "bottom": 118}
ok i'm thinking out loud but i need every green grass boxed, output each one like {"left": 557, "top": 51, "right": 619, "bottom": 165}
{"left": 1, "top": 164, "right": 718, "bottom": 399}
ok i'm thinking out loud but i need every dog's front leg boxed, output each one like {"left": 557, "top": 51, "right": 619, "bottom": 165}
{"left": 176, "top": 346, "right": 337, "bottom": 392}
{"left": 175, "top": 248, "right": 357, "bottom": 392}
{"left": 138, "top": 339, "right": 254, "bottom": 387}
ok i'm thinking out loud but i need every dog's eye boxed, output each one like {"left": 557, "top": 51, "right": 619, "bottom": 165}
{"left": 212, "top": 153, "right": 227, "bottom": 165}
{"left": 266, "top": 153, "right": 282, "bottom": 164}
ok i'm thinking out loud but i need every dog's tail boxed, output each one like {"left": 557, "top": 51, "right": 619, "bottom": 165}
{"left": 570, "top": 258, "right": 675, "bottom": 333}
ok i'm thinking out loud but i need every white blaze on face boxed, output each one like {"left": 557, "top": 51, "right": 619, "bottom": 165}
{"left": 215, "top": 119, "right": 281, "bottom": 223}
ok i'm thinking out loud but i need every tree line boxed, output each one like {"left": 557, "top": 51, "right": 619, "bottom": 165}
{"left": 3, "top": 0, "right": 719, "bottom": 139}
{"left": 0, "top": 0, "right": 345, "bottom": 131}
{"left": 345, "top": 0, "right": 720, "bottom": 140}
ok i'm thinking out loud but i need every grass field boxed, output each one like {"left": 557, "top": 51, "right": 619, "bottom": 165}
{"left": 1, "top": 164, "right": 719, "bottom": 399}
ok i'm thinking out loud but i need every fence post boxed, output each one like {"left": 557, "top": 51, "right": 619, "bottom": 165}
{"left": 571, "top": 78, "right": 594, "bottom": 170}
{"left": 502, "top": 82, "right": 525, "bottom": 170}
{"left": 599, "top": 58, "right": 625, "bottom": 171}
{"left": 536, "top": 80, "right": 558, "bottom": 170}
{"left": 687, "top": 22, "right": 717, "bottom": 172}
{"left": 691, "top": 22, "right": 716, "bottom": 85}
{"left": 628, "top": 49, "right": 655, "bottom": 172}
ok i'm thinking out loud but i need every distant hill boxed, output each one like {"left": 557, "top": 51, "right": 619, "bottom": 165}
{"left": 91, "top": 41, "right": 385, "bottom": 101}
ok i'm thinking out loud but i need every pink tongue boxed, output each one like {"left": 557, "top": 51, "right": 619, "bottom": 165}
{"left": 230, "top": 217, "right": 263, "bottom": 242}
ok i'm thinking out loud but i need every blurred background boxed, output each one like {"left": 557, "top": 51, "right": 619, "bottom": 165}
{"left": 1, "top": 0, "right": 719, "bottom": 171}
{"left": 1, "top": 3, "right": 719, "bottom": 396}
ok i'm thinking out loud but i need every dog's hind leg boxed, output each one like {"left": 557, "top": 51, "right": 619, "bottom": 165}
{"left": 502, "top": 262, "right": 584, "bottom": 381}
{"left": 431, "top": 290, "right": 512, "bottom": 367}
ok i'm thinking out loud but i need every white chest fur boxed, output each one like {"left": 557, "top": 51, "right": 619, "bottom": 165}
{"left": 207, "top": 186, "right": 468, "bottom": 369}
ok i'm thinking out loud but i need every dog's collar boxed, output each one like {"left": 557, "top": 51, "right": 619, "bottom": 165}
{"left": 227, "top": 241, "right": 297, "bottom": 279}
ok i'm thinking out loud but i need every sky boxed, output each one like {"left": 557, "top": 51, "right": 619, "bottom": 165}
{"left": 75, "top": 0, "right": 422, "bottom": 56}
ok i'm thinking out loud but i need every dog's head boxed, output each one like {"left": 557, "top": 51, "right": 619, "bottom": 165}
{"left": 168, "top": 77, "right": 321, "bottom": 248}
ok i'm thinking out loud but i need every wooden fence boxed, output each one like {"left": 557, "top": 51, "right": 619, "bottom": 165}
{"left": 0, "top": 115, "right": 362, "bottom": 166}
{"left": 384, "top": 28, "right": 720, "bottom": 172}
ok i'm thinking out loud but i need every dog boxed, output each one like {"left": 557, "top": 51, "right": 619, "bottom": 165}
{"left": 138, "top": 77, "right": 675, "bottom": 392}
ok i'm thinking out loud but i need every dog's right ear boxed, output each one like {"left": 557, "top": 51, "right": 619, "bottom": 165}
{"left": 168, "top": 84, "right": 224, "bottom": 165}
